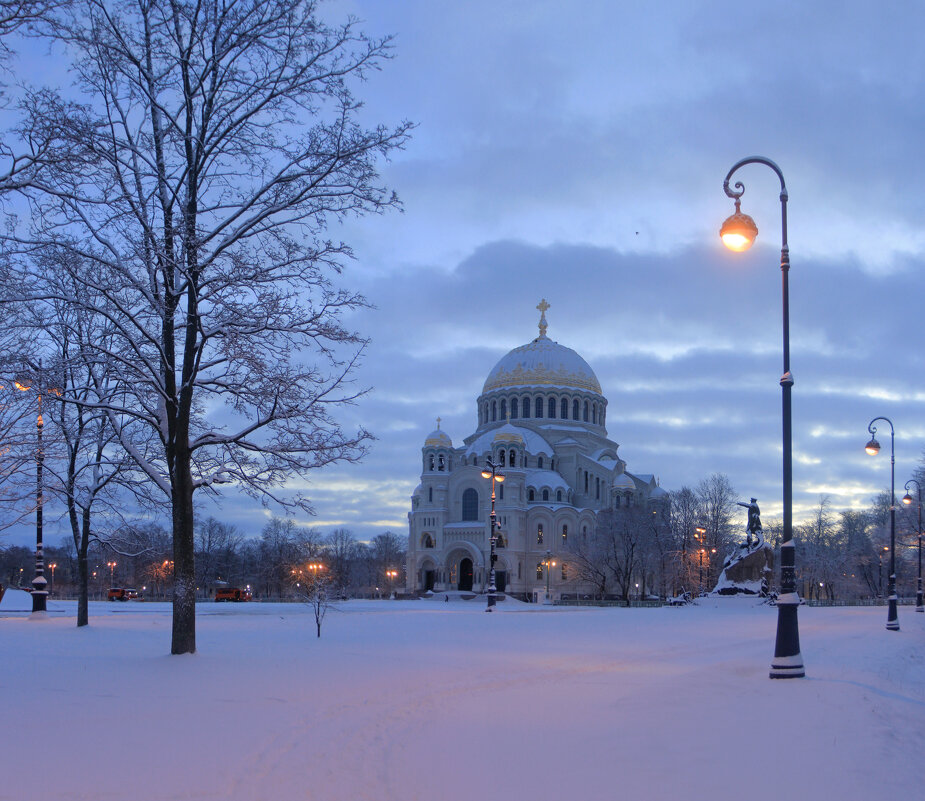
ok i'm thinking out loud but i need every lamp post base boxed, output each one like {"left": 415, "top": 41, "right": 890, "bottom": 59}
{"left": 769, "top": 599, "right": 804, "bottom": 679}
{"left": 31, "top": 590, "right": 48, "bottom": 614}
{"left": 916, "top": 585, "right": 923, "bottom": 613}
{"left": 886, "top": 597, "right": 900, "bottom": 630}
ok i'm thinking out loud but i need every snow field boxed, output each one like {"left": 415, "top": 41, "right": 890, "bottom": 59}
{"left": 1, "top": 593, "right": 923, "bottom": 800}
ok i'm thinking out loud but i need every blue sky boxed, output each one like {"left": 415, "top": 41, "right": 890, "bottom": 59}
{"left": 5, "top": 0, "right": 925, "bottom": 546}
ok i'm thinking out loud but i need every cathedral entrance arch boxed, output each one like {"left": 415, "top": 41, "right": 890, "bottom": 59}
{"left": 458, "top": 558, "right": 474, "bottom": 592}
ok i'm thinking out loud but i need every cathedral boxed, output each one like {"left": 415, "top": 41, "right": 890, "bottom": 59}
{"left": 406, "top": 301, "right": 667, "bottom": 601}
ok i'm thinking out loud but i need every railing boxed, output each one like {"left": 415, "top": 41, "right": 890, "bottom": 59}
{"left": 803, "top": 597, "right": 919, "bottom": 607}
{"left": 554, "top": 598, "right": 664, "bottom": 608}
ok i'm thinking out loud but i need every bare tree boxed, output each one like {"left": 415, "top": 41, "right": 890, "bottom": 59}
{"left": 297, "top": 567, "right": 333, "bottom": 638}
{"left": 696, "top": 473, "right": 737, "bottom": 588}
{"left": 5, "top": 0, "right": 411, "bottom": 652}
{"left": 563, "top": 523, "right": 609, "bottom": 599}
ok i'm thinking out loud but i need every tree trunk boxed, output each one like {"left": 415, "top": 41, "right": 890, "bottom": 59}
{"left": 77, "top": 548, "right": 89, "bottom": 627}
{"left": 171, "top": 451, "right": 196, "bottom": 654}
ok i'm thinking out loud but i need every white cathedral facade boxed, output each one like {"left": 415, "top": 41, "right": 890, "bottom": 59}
{"left": 406, "top": 301, "right": 667, "bottom": 602}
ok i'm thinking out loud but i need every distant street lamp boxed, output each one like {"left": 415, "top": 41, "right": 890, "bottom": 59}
{"left": 865, "top": 417, "right": 899, "bottom": 630}
{"left": 698, "top": 548, "right": 705, "bottom": 596}
{"left": 385, "top": 568, "right": 398, "bottom": 599}
{"left": 721, "top": 156, "right": 803, "bottom": 679}
{"left": 14, "top": 366, "right": 59, "bottom": 614}
{"left": 107, "top": 560, "right": 117, "bottom": 586}
{"left": 543, "top": 550, "right": 557, "bottom": 605}
{"left": 49, "top": 562, "right": 57, "bottom": 595}
{"left": 902, "top": 479, "right": 924, "bottom": 612}
{"left": 481, "top": 457, "right": 505, "bottom": 611}
{"left": 878, "top": 547, "right": 888, "bottom": 597}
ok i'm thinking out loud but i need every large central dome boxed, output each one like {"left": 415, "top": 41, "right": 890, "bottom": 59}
{"left": 482, "top": 334, "right": 601, "bottom": 393}
{"left": 482, "top": 301, "right": 602, "bottom": 394}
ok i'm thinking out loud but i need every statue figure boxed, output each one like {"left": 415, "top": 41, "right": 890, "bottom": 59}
{"left": 736, "top": 498, "right": 761, "bottom": 548}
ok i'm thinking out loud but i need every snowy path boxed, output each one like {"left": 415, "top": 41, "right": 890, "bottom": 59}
{"left": 1, "top": 596, "right": 923, "bottom": 800}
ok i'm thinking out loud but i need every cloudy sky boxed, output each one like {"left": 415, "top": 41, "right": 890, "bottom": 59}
{"left": 6, "top": 0, "right": 925, "bottom": 547}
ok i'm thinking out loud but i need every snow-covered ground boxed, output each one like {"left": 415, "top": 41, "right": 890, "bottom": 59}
{"left": 2, "top": 589, "right": 923, "bottom": 801}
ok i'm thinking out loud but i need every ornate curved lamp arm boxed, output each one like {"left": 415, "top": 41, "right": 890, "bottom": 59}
{"left": 868, "top": 416, "right": 894, "bottom": 439}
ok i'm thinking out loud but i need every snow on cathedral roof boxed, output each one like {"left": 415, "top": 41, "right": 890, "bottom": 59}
{"left": 481, "top": 301, "right": 602, "bottom": 395}
{"left": 465, "top": 424, "right": 553, "bottom": 458}
{"left": 524, "top": 469, "right": 570, "bottom": 491}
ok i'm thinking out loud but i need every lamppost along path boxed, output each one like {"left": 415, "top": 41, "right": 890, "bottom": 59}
{"left": 902, "top": 479, "right": 924, "bottom": 612}
{"left": 865, "top": 418, "right": 900, "bottom": 630}
{"left": 720, "top": 156, "right": 804, "bottom": 678}
{"left": 14, "top": 365, "right": 58, "bottom": 615}
{"left": 481, "top": 458, "right": 504, "bottom": 610}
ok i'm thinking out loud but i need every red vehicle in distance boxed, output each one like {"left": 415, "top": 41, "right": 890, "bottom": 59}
{"left": 214, "top": 587, "right": 252, "bottom": 602}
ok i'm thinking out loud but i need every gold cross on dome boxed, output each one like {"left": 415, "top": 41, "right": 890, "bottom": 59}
{"left": 536, "top": 298, "right": 550, "bottom": 337}
{"left": 436, "top": 416, "right": 441, "bottom": 430}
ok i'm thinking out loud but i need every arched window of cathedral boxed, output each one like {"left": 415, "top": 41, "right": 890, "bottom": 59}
{"left": 537, "top": 524, "right": 544, "bottom": 544}
{"left": 596, "top": 477, "right": 600, "bottom": 500}
{"left": 511, "top": 397, "right": 519, "bottom": 418}
{"left": 583, "top": 401, "right": 589, "bottom": 422}
{"left": 550, "top": 459, "right": 554, "bottom": 470}
{"left": 572, "top": 398, "right": 580, "bottom": 420}
{"left": 462, "top": 488, "right": 479, "bottom": 521}
{"left": 428, "top": 487, "right": 433, "bottom": 503}
{"left": 523, "top": 396, "right": 531, "bottom": 418}
{"left": 422, "top": 533, "right": 434, "bottom": 549}
{"left": 615, "top": 495, "right": 621, "bottom": 508}
{"left": 562, "top": 524, "right": 568, "bottom": 541}
{"left": 547, "top": 396, "right": 556, "bottom": 418}
{"left": 536, "top": 562, "right": 544, "bottom": 579}
{"left": 499, "top": 483, "right": 504, "bottom": 500}
{"left": 429, "top": 454, "right": 435, "bottom": 471}
{"left": 561, "top": 562, "right": 568, "bottom": 581}
{"left": 537, "top": 456, "right": 544, "bottom": 469}
{"left": 438, "top": 454, "right": 445, "bottom": 471}
{"left": 584, "top": 471, "right": 589, "bottom": 493}
{"left": 535, "top": 396, "right": 544, "bottom": 418}
{"left": 557, "top": 490, "right": 562, "bottom": 503}
{"left": 560, "top": 397, "right": 568, "bottom": 418}
{"left": 491, "top": 401, "right": 497, "bottom": 422}
{"left": 496, "top": 533, "right": 506, "bottom": 548}
{"left": 542, "top": 489, "right": 549, "bottom": 501}
{"left": 498, "top": 449, "right": 506, "bottom": 467}
{"left": 582, "top": 525, "right": 588, "bottom": 539}
{"left": 592, "top": 404, "right": 597, "bottom": 425}
{"left": 529, "top": 489, "right": 535, "bottom": 502}
{"left": 509, "top": 450, "right": 516, "bottom": 467}
{"left": 500, "top": 399, "right": 507, "bottom": 420}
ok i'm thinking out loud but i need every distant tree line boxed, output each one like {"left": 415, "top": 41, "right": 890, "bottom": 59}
{"left": 563, "top": 471, "right": 925, "bottom": 602}
{"left": 0, "top": 516, "right": 407, "bottom": 602}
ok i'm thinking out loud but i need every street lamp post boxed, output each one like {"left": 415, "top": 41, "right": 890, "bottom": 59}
{"left": 481, "top": 458, "right": 505, "bottom": 611}
{"left": 544, "top": 549, "right": 557, "bottom": 604}
{"left": 386, "top": 568, "right": 398, "bottom": 599}
{"left": 14, "top": 369, "right": 56, "bottom": 614}
{"left": 107, "top": 560, "right": 117, "bottom": 587}
{"left": 865, "top": 418, "right": 900, "bottom": 630}
{"left": 721, "top": 156, "right": 804, "bottom": 678}
{"left": 902, "top": 479, "right": 924, "bottom": 612}
{"left": 698, "top": 548, "right": 704, "bottom": 596}
{"left": 49, "top": 562, "right": 57, "bottom": 595}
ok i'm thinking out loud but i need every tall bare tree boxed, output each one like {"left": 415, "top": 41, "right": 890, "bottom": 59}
{"left": 5, "top": 0, "right": 410, "bottom": 652}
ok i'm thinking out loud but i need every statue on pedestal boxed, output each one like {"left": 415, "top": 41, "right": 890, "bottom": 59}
{"left": 713, "top": 497, "right": 773, "bottom": 596}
